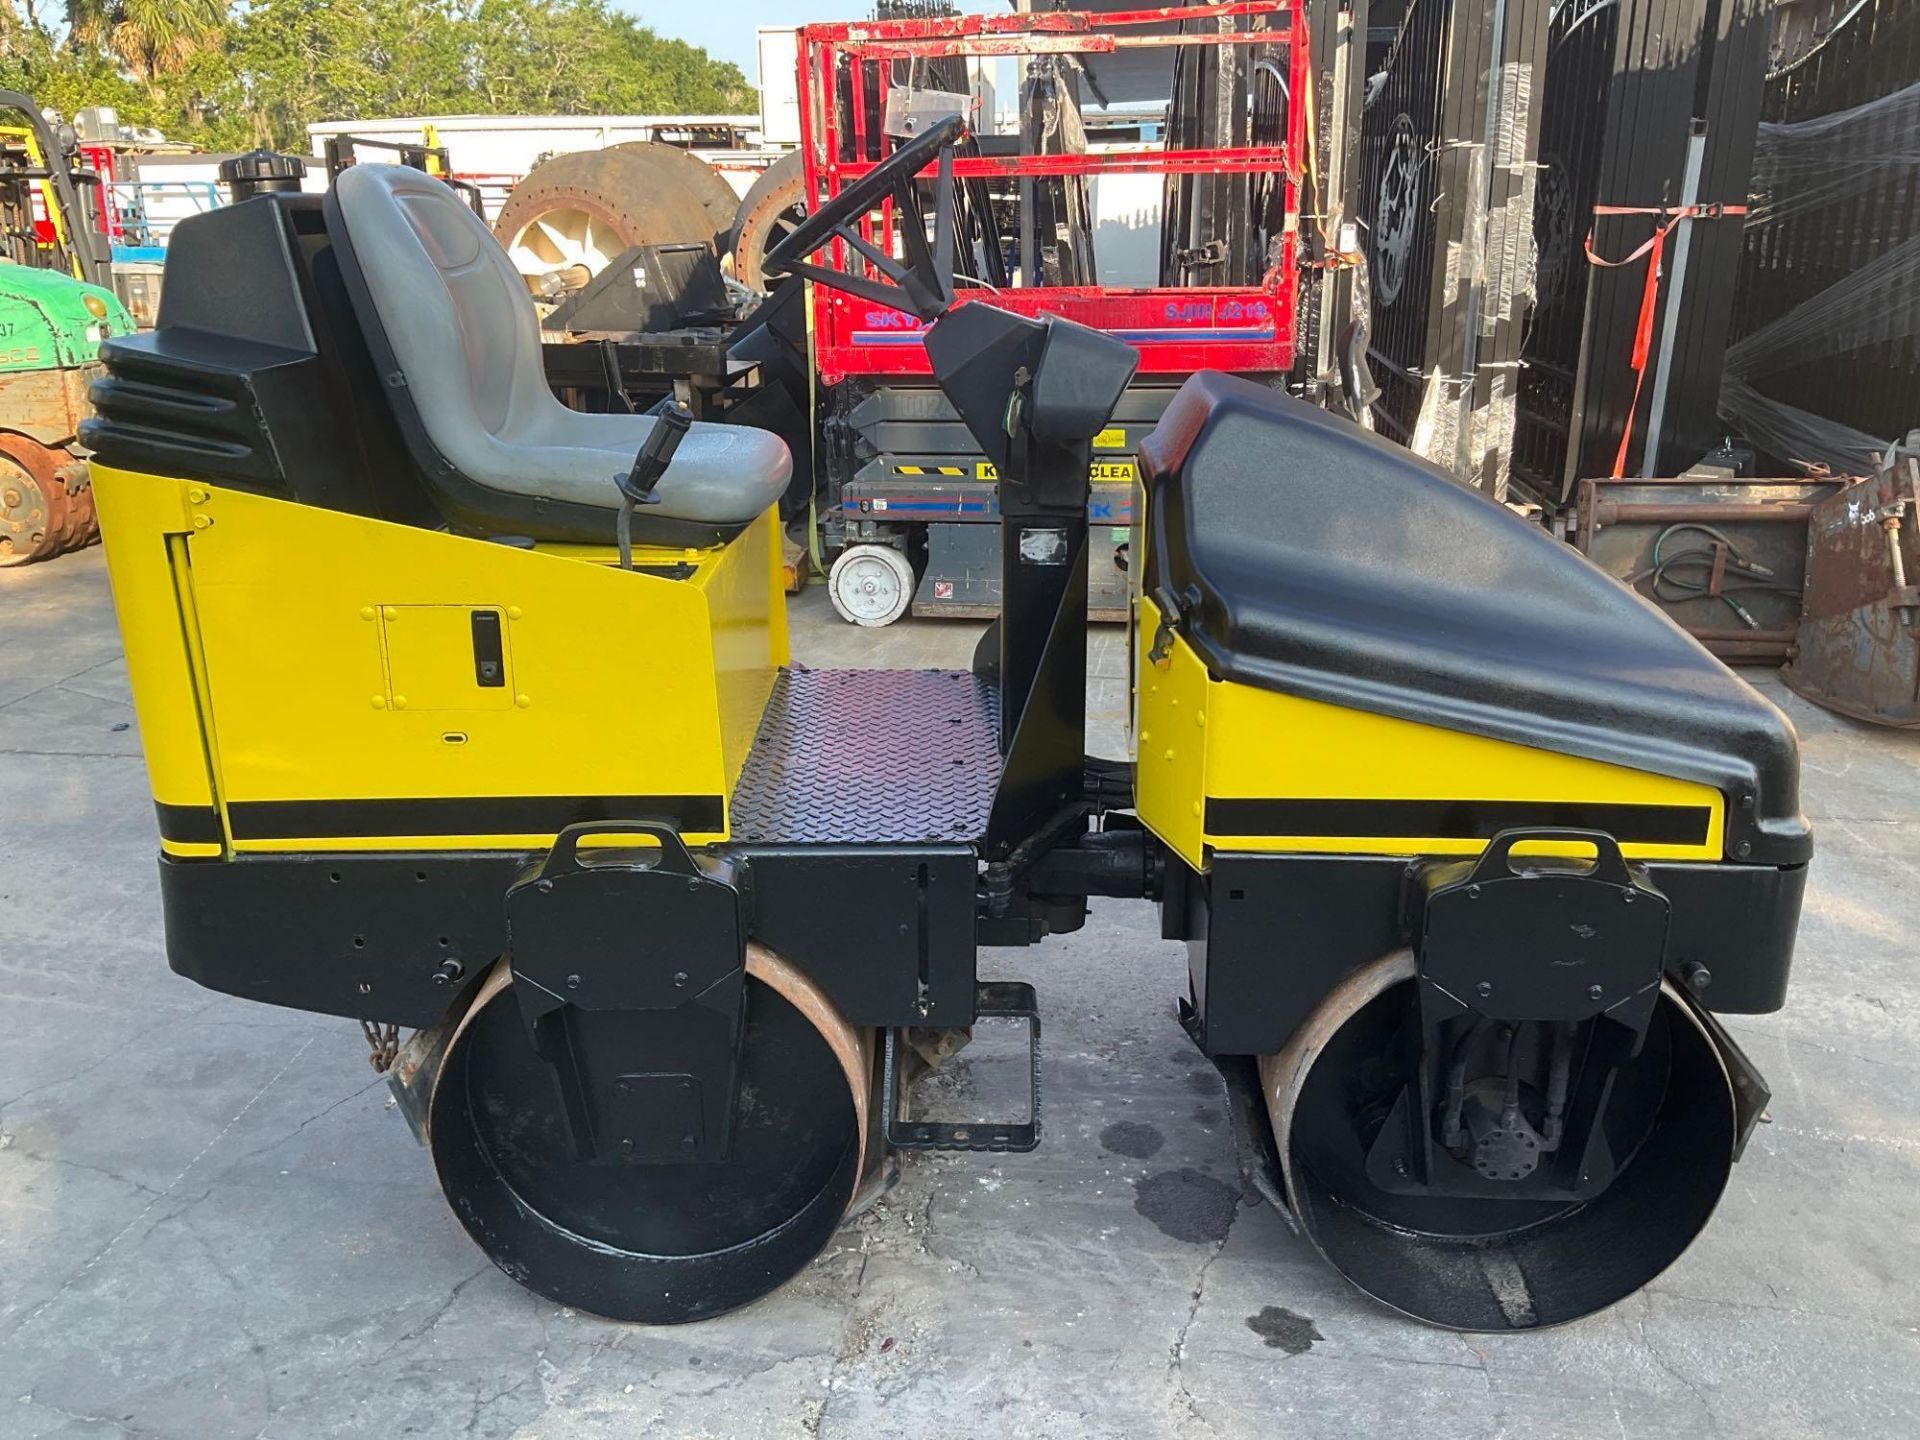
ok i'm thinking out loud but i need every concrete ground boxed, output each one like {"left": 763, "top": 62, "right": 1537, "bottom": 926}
{"left": 2, "top": 546, "right": 1918, "bottom": 1440}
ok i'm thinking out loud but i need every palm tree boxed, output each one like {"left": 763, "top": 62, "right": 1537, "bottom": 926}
{"left": 64, "top": 0, "right": 229, "bottom": 85}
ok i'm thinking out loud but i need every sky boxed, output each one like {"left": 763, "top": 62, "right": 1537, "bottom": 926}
{"left": 618, "top": 2, "right": 1006, "bottom": 79}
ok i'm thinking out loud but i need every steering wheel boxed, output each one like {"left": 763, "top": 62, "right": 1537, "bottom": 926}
{"left": 764, "top": 114, "right": 968, "bottom": 323}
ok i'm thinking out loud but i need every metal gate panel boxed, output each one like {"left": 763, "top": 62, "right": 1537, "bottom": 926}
{"left": 1728, "top": 0, "right": 1920, "bottom": 470}
{"left": 1515, "top": 0, "right": 1772, "bottom": 505}
{"left": 1360, "top": 0, "right": 1547, "bottom": 494}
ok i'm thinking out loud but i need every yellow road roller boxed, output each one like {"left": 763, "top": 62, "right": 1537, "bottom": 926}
{"left": 84, "top": 119, "right": 1808, "bottom": 1330}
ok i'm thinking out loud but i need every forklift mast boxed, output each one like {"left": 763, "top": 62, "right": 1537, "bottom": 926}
{"left": 0, "top": 90, "right": 111, "bottom": 288}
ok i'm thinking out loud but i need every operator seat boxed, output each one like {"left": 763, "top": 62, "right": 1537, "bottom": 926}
{"left": 325, "top": 163, "right": 790, "bottom": 547}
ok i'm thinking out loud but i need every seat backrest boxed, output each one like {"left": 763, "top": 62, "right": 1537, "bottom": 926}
{"left": 326, "top": 162, "right": 667, "bottom": 542}
{"left": 330, "top": 162, "right": 550, "bottom": 451}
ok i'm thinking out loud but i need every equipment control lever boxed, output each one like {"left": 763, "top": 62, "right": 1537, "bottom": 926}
{"left": 615, "top": 400, "right": 693, "bottom": 569}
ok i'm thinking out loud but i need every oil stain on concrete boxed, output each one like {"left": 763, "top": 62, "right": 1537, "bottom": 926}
{"left": 1186, "top": 1068, "right": 1222, "bottom": 1096}
{"left": 1133, "top": 1167, "right": 1239, "bottom": 1244}
{"left": 1245, "top": 1306, "right": 1323, "bottom": 1355}
{"left": 1099, "top": 1120, "right": 1164, "bottom": 1159}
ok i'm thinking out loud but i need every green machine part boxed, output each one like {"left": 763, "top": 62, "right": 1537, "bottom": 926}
{"left": 0, "top": 262, "right": 137, "bottom": 564}
{"left": 0, "top": 262, "right": 133, "bottom": 372}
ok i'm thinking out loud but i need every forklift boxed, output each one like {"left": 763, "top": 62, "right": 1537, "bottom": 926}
{"left": 0, "top": 90, "right": 135, "bottom": 565}
{"left": 85, "top": 117, "right": 1809, "bottom": 1330}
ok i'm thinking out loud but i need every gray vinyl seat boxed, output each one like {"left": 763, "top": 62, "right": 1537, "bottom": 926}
{"left": 329, "top": 163, "right": 789, "bottom": 543}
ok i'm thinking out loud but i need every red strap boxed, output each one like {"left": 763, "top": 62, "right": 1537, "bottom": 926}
{"left": 1583, "top": 203, "right": 1750, "bottom": 476}
{"left": 1591, "top": 202, "right": 1749, "bottom": 218}
{"left": 1609, "top": 225, "right": 1665, "bottom": 477}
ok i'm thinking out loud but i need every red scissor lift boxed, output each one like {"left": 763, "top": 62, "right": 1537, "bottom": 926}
{"left": 797, "top": 1, "right": 1308, "bottom": 624}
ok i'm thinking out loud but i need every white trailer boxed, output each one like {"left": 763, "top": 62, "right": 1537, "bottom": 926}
{"left": 304, "top": 114, "right": 780, "bottom": 221}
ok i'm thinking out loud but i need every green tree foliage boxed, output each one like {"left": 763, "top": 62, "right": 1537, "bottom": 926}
{"left": 0, "top": 0, "right": 753, "bottom": 150}
{"left": 63, "top": 0, "right": 227, "bottom": 85}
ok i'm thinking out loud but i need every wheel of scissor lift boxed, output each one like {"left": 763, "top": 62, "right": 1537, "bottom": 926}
{"left": 1261, "top": 950, "right": 1738, "bottom": 1331}
{"left": 827, "top": 543, "right": 916, "bottom": 627}
{"left": 429, "top": 950, "right": 872, "bottom": 1323}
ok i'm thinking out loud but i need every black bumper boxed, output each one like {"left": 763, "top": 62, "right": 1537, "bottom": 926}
{"left": 159, "top": 843, "right": 982, "bottom": 1030}
{"left": 1176, "top": 852, "right": 1808, "bottom": 1057}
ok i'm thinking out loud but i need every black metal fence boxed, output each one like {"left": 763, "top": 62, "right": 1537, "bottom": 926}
{"left": 1359, "top": 0, "right": 1548, "bottom": 496}
{"left": 1513, "top": 0, "right": 1773, "bottom": 505}
{"left": 1726, "top": 0, "right": 1920, "bottom": 472}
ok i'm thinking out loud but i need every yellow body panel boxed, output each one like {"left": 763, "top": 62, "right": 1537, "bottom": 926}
{"left": 706, "top": 506, "right": 789, "bottom": 790}
{"left": 1133, "top": 598, "right": 1725, "bottom": 870}
{"left": 1133, "top": 601, "right": 1213, "bottom": 865}
{"left": 94, "top": 468, "right": 782, "bottom": 853}
{"left": 91, "top": 473, "right": 225, "bottom": 856}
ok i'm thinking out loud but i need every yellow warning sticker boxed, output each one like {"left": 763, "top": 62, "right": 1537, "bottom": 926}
{"left": 976, "top": 460, "right": 1137, "bottom": 482}
{"left": 1093, "top": 427, "right": 1128, "bottom": 450}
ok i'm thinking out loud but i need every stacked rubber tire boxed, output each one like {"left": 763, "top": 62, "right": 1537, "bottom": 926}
{"left": 493, "top": 143, "right": 741, "bottom": 278}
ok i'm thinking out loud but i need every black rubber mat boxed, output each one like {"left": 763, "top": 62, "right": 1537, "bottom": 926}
{"left": 729, "top": 668, "right": 1001, "bottom": 845}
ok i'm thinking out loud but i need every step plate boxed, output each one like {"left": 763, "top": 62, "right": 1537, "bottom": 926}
{"left": 730, "top": 667, "right": 1001, "bottom": 845}
{"left": 882, "top": 981, "right": 1041, "bottom": 1154}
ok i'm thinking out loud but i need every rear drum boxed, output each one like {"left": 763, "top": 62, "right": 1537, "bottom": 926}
{"left": 429, "top": 951, "right": 871, "bottom": 1323}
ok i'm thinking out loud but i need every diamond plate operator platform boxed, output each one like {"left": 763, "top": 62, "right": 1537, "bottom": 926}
{"left": 729, "top": 667, "right": 1001, "bottom": 845}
